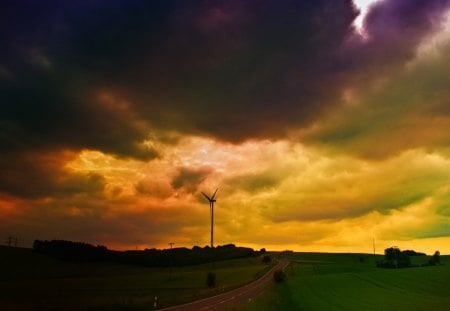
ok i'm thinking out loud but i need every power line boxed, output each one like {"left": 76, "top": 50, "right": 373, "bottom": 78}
{"left": 168, "top": 242, "right": 175, "bottom": 280}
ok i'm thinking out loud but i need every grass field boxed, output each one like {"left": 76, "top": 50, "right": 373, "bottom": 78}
{"left": 3, "top": 247, "right": 448, "bottom": 311}
{"left": 0, "top": 246, "right": 271, "bottom": 310}
{"left": 241, "top": 252, "right": 450, "bottom": 311}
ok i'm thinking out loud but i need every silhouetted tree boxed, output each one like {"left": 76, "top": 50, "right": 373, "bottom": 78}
{"left": 429, "top": 250, "right": 440, "bottom": 265}
{"left": 273, "top": 269, "right": 286, "bottom": 282}
{"left": 206, "top": 272, "right": 216, "bottom": 288}
{"left": 377, "top": 247, "right": 411, "bottom": 268}
{"left": 402, "top": 250, "right": 426, "bottom": 256}
{"left": 33, "top": 239, "right": 109, "bottom": 262}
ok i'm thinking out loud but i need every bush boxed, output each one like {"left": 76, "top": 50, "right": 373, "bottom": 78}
{"left": 262, "top": 255, "right": 272, "bottom": 264}
{"left": 429, "top": 251, "right": 440, "bottom": 266}
{"left": 273, "top": 269, "right": 286, "bottom": 283}
{"left": 206, "top": 272, "right": 216, "bottom": 288}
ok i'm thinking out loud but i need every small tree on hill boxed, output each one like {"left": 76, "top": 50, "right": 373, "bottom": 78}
{"left": 429, "top": 250, "right": 440, "bottom": 266}
{"left": 206, "top": 272, "right": 216, "bottom": 288}
{"left": 377, "top": 247, "right": 411, "bottom": 268}
{"left": 273, "top": 269, "right": 286, "bottom": 282}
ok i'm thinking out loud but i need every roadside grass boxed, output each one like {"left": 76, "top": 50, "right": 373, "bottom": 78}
{"left": 241, "top": 253, "right": 450, "bottom": 311}
{"left": 0, "top": 246, "right": 270, "bottom": 310}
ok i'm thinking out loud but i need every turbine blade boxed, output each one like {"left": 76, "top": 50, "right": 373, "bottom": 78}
{"left": 201, "top": 192, "right": 211, "bottom": 201}
{"left": 211, "top": 188, "right": 219, "bottom": 200}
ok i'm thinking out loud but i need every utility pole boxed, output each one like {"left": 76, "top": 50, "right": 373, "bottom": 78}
{"left": 169, "top": 242, "right": 175, "bottom": 280}
{"left": 6, "top": 236, "right": 17, "bottom": 247}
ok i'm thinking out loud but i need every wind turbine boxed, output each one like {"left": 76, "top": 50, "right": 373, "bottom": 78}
{"left": 202, "top": 188, "right": 218, "bottom": 248}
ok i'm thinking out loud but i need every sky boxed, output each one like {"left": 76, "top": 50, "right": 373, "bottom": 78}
{"left": 1, "top": 0, "right": 450, "bottom": 254}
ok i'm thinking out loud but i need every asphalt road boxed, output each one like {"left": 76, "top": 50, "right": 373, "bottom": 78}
{"left": 159, "top": 260, "right": 289, "bottom": 311}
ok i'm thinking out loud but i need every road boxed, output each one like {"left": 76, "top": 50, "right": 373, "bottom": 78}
{"left": 159, "top": 260, "right": 289, "bottom": 311}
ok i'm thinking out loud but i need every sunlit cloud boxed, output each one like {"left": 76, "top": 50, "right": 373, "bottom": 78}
{"left": 352, "top": 0, "right": 382, "bottom": 36}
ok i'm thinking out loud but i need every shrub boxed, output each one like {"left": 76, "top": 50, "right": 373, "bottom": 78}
{"left": 429, "top": 251, "right": 440, "bottom": 266}
{"left": 206, "top": 272, "right": 216, "bottom": 288}
{"left": 273, "top": 269, "right": 286, "bottom": 283}
{"left": 262, "top": 255, "right": 272, "bottom": 264}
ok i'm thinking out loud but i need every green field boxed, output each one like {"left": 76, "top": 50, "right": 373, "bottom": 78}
{"left": 241, "top": 252, "right": 450, "bottom": 311}
{"left": 3, "top": 247, "right": 448, "bottom": 311}
{"left": 0, "top": 246, "right": 271, "bottom": 310}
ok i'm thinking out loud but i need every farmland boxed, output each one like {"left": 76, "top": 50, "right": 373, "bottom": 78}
{"left": 2, "top": 246, "right": 449, "bottom": 311}
{"left": 0, "top": 246, "right": 271, "bottom": 310}
{"left": 242, "top": 252, "right": 450, "bottom": 311}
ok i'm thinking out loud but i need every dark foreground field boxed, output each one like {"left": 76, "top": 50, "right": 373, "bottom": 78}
{"left": 0, "top": 246, "right": 270, "bottom": 310}
{"left": 242, "top": 252, "right": 450, "bottom": 311}
{"left": 2, "top": 247, "right": 448, "bottom": 311}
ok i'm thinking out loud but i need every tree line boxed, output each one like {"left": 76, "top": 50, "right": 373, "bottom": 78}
{"left": 377, "top": 246, "right": 440, "bottom": 268}
{"left": 33, "top": 240, "right": 259, "bottom": 267}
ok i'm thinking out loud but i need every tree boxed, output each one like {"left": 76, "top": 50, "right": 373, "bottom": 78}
{"left": 206, "top": 272, "right": 216, "bottom": 288}
{"left": 273, "top": 269, "right": 286, "bottom": 282}
{"left": 429, "top": 250, "right": 440, "bottom": 266}
{"left": 377, "top": 247, "right": 411, "bottom": 268}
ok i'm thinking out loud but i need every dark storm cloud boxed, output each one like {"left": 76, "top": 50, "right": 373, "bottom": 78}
{"left": 226, "top": 165, "right": 292, "bottom": 193}
{"left": 126, "top": 0, "right": 359, "bottom": 141}
{"left": 342, "top": 0, "right": 450, "bottom": 77}
{"left": 172, "top": 167, "right": 212, "bottom": 193}
{"left": 2, "top": 0, "right": 450, "bottom": 159}
{"left": 365, "top": 0, "right": 450, "bottom": 41}
{"left": 0, "top": 0, "right": 158, "bottom": 160}
{"left": 0, "top": 151, "right": 105, "bottom": 199}
{"left": 0, "top": 0, "right": 361, "bottom": 151}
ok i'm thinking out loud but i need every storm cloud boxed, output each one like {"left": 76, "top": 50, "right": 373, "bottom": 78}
{"left": 3, "top": 0, "right": 450, "bottom": 152}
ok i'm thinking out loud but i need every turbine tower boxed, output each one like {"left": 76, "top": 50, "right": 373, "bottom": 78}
{"left": 202, "top": 188, "right": 218, "bottom": 248}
